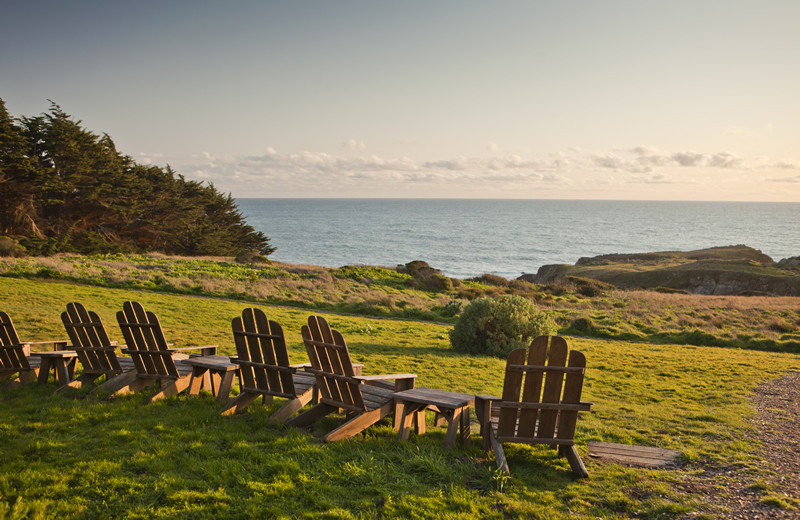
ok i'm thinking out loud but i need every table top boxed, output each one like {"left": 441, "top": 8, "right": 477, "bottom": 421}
{"left": 394, "top": 386, "right": 474, "bottom": 408}
{"left": 31, "top": 350, "right": 77, "bottom": 358}
{"left": 182, "top": 354, "right": 239, "bottom": 371}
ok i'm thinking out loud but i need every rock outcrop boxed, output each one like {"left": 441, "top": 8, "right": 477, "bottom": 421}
{"left": 521, "top": 245, "right": 800, "bottom": 296}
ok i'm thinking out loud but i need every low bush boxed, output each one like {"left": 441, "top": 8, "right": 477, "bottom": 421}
{"left": 449, "top": 294, "right": 556, "bottom": 357}
{"left": 466, "top": 273, "right": 509, "bottom": 287}
{"left": 569, "top": 316, "right": 595, "bottom": 332}
{"left": 564, "top": 276, "right": 615, "bottom": 297}
{"left": 235, "top": 250, "right": 270, "bottom": 264}
{"left": 0, "top": 237, "right": 26, "bottom": 257}
{"left": 652, "top": 286, "right": 688, "bottom": 294}
{"left": 431, "top": 299, "right": 463, "bottom": 318}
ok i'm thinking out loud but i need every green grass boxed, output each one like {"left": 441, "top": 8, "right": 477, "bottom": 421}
{"left": 1, "top": 277, "right": 800, "bottom": 518}
{"left": 2, "top": 253, "right": 800, "bottom": 354}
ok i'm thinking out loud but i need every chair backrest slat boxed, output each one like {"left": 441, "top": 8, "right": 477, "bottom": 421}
{"left": 62, "top": 302, "right": 121, "bottom": 374}
{"left": 516, "top": 336, "right": 550, "bottom": 438}
{"left": 497, "top": 336, "right": 587, "bottom": 444}
{"left": 302, "top": 316, "right": 365, "bottom": 411}
{"left": 555, "top": 350, "right": 587, "bottom": 441}
{"left": 232, "top": 308, "right": 294, "bottom": 396}
{"left": 497, "top": 348, "right": 526, "bottom": 437}
{"left": 117, "top": 301, "right": 178, "bottom": 378}
{"left": 0, "top": 311, "right": 30, "bottom": 371}
{"left": 535, "top": 337, "right": 569, "bottom": 440}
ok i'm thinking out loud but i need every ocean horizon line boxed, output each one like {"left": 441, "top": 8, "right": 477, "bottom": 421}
{"left": 235, "top": 197, "right": 799, "bottom": 204}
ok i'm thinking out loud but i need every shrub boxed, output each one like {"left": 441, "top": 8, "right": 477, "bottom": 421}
{"left": 431, "top": 300, "right": 463, "bottom": 318}
{"left": 466, "top": 273, "right": 509, "bottom": 287}
{"left": 0, "top": 237, "right": 26, "bottom": 257}
{"left": 766, "top": 318, "right": 795, "bottom": 334}
{"left": 449, "top": 294, "right": 556, "bottom": 357}
{"left": 235, "top": 250, "right": 270, "bottom": 264}
{"left": 570, "top": 317, "right": 595, "bottom": 332}
{"left": 564, "top": 276, "right": 615, "bottom": 297}
{"left": 652, "top": 286, "right": 688, "bottom": 294}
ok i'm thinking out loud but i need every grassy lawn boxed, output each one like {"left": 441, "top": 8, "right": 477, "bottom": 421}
{"left": 1, "top": 278, "right": 799, "bottom": 519}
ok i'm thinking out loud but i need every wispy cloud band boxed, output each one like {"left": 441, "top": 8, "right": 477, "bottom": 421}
{"left": 139, "top": 145, "right": 800, "bottom": 198}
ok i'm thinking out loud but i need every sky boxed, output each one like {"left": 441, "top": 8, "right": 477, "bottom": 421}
{"left": 2, "top": 1, "right": 799, "bottom": 201}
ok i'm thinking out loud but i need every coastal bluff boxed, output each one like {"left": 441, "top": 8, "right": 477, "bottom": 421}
{"left": 521, "top": 245, "right": 800, "bottom": 296}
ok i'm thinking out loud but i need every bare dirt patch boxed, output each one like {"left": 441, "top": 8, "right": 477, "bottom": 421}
{"left": 681, "top": 371, "right": 800, "bottom": 518}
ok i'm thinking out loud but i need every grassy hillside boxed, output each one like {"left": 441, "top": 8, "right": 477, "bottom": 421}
{"left": 1, "top": 253, "right": 798, "bottom": 353}
{"left": 1, "top": 278, "right": 800, "bottom": 518}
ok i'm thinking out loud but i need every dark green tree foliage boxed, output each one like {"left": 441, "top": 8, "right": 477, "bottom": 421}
{"left": 0, "top": 99, "right": 275, "bottom": 256}
{"left": 0, "top": 99, "right": 40, "bottom": 237}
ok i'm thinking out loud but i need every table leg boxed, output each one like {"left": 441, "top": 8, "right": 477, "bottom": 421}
{"left": 216, "top": 371, "right": 236, "bottom": 403}
{"left": 37, "top": 357, "right": 53, "bottom": 385}
{"left": 459, "top": 405, "right": 471, "bottom": 445}
{"left": 397, "top": 401, "right": 426, "bottom": 441}
{"left": 211, "top": 372, "right": 223, "bottom": 394}
{"left": 188, "top": 367, "right": 205, "bottom": 396}
{"left": 67, "top": 358, "right": 77, "bottom": 379}
{"left": 443, "top": 408, "right": 460, "bottom": 449}
{"left": 393, "top": 398, "right": 404, "bottom": 431}
{"left": 415, "top": 409, "right": 426, "bottom": 435}
{"left": 54, "top": 359, "right": 71, "bottom": 386}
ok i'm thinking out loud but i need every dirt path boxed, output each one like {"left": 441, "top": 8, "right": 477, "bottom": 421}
{"left": 680, "top": 371, "right": 800, "bottom": 518}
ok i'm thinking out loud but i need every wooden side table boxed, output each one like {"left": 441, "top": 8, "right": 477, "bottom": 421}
{"left": 183, "top": 355, "right": 240, "bottom": 403}
{"left": 32, "top": 350, "right": 78, "bottom": 386}
{"left": 394, "top": 387, "right": 475, "bottom": 449}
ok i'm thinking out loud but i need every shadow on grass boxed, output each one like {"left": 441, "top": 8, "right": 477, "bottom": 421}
{"left": 0, "top": 382, "right": 584, "bottom": 519}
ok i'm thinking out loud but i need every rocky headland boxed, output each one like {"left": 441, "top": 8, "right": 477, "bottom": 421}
{"left": 521, "top": 245, "right": 800, "bottom": 296}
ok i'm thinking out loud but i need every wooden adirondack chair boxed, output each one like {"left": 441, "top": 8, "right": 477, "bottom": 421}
{"left": 1, "top": 311, "right": 74, "bottom": 385}
{"left": 285, "top": 315, "right": 416, "bottom": 442}
{"left": 59, "top": 302, "right": 135, "bottom": 390}
{"left": 220, "top": 308, "right": 315, "bottom": 423}
{"left": 475, "top": 336, "right": 592, "bottom": 478}
{"left": 94, "top": 301, "right": 218, "bottom": 401}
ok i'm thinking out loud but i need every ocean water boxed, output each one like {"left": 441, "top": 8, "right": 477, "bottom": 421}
{"left": 236, "top": 199, "right": 800, "bottom": 279}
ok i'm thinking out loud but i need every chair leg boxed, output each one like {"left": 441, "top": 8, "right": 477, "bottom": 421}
{"left": 489, "top": 429, "right": 510, "bottom": 475}
{"left": 324, "top": 402, "right": 392, "bottom": 442}
{"left": 92, "top": 371, "right": 140, "bottom": 396}
{"left": 269, "top": 388, "right": 315, "bottom": 424}
{"left": 57, "top": 373, "right": 101, "bottom": 391}
{"left": 18, "top": 369, "right": 39, "bottom": 385}
{"left": 286, "top": 403, "right": 336, "bottom": 428}
{"left": 219, "top": 392, "right": 260, "bottom": 416}
{"left": 560, "top": 445, "right": 589, "bottom": 478}
{"left": 150, "top": 376, "right": 191, "bottom": 402}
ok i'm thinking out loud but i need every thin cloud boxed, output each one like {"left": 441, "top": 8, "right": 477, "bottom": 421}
{"left": 767, "top": 175, "right": 800, "bottom": 183}
{"left": 163, "top": 145, "right": 800, "bottom": 197}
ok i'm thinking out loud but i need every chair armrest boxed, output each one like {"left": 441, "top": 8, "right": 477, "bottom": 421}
{"left": 170, "top": 345, "right": 217, "bottom": 356}
{"left": 357, "top": 373, "right": 416, "bottom": 392}
{"left": 5, "top": 342, "right": 32, "bottom": 356}
{"left": 26, "top": 339, "right": 71, "bottom": 351}
{"left": 290, "top": 363, "right": 312, "bottom": 369}
{"left": 356, "top": 373, "right": 416, "bottom": 381}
